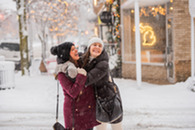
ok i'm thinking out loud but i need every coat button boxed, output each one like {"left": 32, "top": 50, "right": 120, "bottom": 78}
{"left": 75, "top": 109, "right": 78, "bottom": 111}
{"left": 80, "top": 91, "right": 83, "bottom": 95}
{"left": 88, "top": 105, "right": 91, "bottom": 108}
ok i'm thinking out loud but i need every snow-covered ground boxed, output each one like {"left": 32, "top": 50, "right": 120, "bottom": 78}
{"left": 0, "top": 72, "right": 195, "bottom": 130}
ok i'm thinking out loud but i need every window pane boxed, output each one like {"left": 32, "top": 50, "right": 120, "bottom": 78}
{"left": 124, "top": 5, "right": 166, "bottom": 63}
{"left": 123, "top": 9, "right": 135, "bottom": 61}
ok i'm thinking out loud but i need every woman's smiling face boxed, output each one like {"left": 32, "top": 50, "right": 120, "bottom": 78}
{"left": 70, "top": 45, "right": 79, "bottom": 61}
{"left": 90, "top": 43, "right": 103, "bottom": 58}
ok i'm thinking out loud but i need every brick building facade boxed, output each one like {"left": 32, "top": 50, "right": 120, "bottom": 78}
{"left": 93, "top": 0, "right": 194, "bottom": 84}
{"left": 121, "top": 0, "right": 192, "bottom": 84}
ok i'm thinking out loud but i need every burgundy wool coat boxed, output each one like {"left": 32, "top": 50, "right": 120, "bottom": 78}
{"left": 58, "top": 72, "right": 100, "bottom": 130}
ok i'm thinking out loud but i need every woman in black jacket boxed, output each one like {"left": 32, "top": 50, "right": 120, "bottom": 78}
{"left": 81, "top": 37, "right": 123, "bottom": 130}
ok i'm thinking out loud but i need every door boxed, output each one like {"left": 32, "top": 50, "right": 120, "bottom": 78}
{"left": 166, "top": 18, "right": 175, "bottom": 83}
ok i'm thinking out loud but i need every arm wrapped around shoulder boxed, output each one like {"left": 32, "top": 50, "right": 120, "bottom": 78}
{"left": 55, "top": 61, "right": 78, "bottom": 79}
{"left": 77, "top": 68, "right": 87, "bottom": 76}
{"left": 67, "top": 65, "right": 78, "bottom": 78}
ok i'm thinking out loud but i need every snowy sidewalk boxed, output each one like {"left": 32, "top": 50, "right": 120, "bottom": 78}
{"left": 0, "top": 74, "right": 195, "bottom": 130}
{"left": 116, "top": 78, "right": 195, "bottom": 130}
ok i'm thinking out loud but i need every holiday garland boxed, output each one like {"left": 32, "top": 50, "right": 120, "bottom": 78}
{"left": 112, "top": 0, "right": 122, "bottom": 77}
{"left": 104, "top": 0, "right": 122, "bottom": 77}
{"left": 112, "top": 0, "right": 120, "bottom": 42}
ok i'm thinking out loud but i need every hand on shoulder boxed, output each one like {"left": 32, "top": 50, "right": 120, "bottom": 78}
{"left": 77, "top": 68, "right": 87, "bottom": 76}
{"left": 55, "top": 61, "right": 78, "bottom": 79}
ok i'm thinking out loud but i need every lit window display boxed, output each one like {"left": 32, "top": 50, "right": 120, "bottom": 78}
{"left": 123, "top": 5, "right": 167, "bottom": 63}
{"left": 133, "top": 23, "right": 156, "bottom": 46}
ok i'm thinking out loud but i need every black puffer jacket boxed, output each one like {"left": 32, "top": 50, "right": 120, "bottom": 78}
{"left": 83, "top": 49, "right": 114, "bottom": 99}
{"left": 82, "top": 49, "right": 123, "bottom": 123}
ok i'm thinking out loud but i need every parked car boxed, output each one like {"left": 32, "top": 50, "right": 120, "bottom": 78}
{"left": 0, "top": 42, "right": 21, "bottom": 70}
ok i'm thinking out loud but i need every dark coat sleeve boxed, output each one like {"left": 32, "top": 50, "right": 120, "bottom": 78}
{"left": 85, "top": 60, "right": 108, "bottom": 86}
{"left": 58, "top": 72, "right": 87, "bottom": 99}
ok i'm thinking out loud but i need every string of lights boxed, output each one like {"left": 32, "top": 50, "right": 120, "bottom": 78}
{"left": 131, "top": 0, "right": 173, "bottom": 17}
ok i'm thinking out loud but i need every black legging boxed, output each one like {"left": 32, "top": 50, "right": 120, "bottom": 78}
{"left": 87, "top": 128, "right": 93, "bottom": 130}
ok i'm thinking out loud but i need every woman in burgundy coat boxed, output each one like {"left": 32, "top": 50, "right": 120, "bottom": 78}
{"left": 50, "top": 42, "right": 100, "bottom": 130}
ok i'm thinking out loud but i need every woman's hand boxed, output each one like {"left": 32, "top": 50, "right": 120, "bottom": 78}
{"left": 77, "top": 68, "right": 87, "bottom": 76}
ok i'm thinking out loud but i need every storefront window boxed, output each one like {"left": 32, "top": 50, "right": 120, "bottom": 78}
{"left": 123, "top": 9, "right": 133, "bottom": 61}
{"left": 123, "top": 4, "right": 167, "bottom": 63}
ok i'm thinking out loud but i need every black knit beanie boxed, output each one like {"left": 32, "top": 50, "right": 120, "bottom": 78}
{"left": 50, "top": 42, "right": 74, "bottom": 64}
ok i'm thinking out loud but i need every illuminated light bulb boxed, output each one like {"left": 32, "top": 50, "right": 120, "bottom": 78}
{"left": 85, "top": 31, "right": 89, "bottom": 35}
{"left": 170, "top": 7, "right": 173, "bottom": 10}
{"left": 31, "top": 10, "right": 35, "bottom": 13}
{"left": 63, "top": 1, "right": 68, "bottom": 6}
{"left": 106, "top": 0, "right": 110, "bottom": 3}
{"left": 94, "top": 0, "right": 97, "bottom": 6}
{"left": 94, "top": 27, "right": 98, "bottom": 36}
{"left": 131, "top": 10, "right": 134, "bottom": 13}
{"left": 28, "top": 0, "right": 32, "bottom": 4}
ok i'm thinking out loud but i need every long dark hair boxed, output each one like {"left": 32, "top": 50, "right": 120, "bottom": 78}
{"left": 81, "top": 48, "right": 91, "bottom": 68}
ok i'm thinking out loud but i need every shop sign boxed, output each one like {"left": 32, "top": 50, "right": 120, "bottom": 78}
{"left": 100, "top": 11, "right": 112, "bottom": 24}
